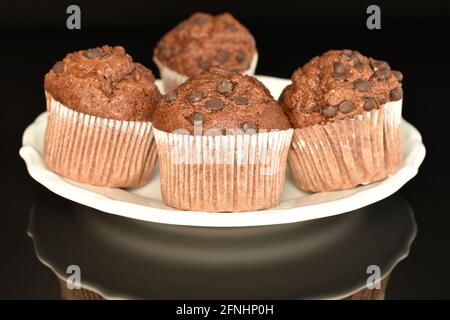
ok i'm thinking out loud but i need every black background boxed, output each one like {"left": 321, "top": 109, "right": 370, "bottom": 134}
{"left": 1, "top": 0, "right": 450, "bottom": 299}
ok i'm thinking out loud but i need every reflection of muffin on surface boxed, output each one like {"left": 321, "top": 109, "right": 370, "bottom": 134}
{"left": 152, "top": 66, "right": 293, "bottom": 212}
{"left": 279, "top": 49, "right": 403, "bottom": 192}
{"left": 44, "top": 45, "right": 161, "bottom": 187}
{"left": 153, "top": 12, "right": 258, "bottom": 92}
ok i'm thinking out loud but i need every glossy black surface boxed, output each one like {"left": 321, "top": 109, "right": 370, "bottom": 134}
{"left": 28, "top": 191, "right": 415, "bottom": 299}
{"left": 2, "top": 0, "right": 450, "bottom": 299}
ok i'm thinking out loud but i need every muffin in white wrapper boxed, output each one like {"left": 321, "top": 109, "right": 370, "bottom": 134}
{"left": 155, "top": 54, "right": 258, "bottom": 93}
{"left": 153, "top": 128, "right": 293, "bottom": 212}
{"left": 288, "top": 100, "right": 403, "bottom": 192}
{"left": 279, "top": 49, "right": 405, "bottom": 192}
{"left": 43, "top": 46, "right": 161, "bottom": 188}
{"left": 151, "top": 66, "right": 292, "bottom": 212}
{"left": 44, "top": 93, "right": 157, "bottom": 188}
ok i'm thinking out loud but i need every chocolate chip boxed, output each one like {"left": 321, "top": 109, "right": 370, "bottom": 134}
{"left": 332, "top": 62, "right": 348, "bottom": 80}
{"left": 165, "top": 91, "right": 177, "bottom": 103}
{"left": 100, "top": 51, "right": 111, "bottom": 59}
{"left": 83, "top": 48, "right": 102, "bottom": 59}
{"left": 369, "top": 72, "right": 379, "bottom": 81}
{"left": 187, "top": 112, "right": 204, "bottom": 125}
{"left": 206, "top": 98, "right": 225, "bottom": 111}
{"left": 216, "top": 49, "right": 230, "bottom": 64}
{"left": 161, "top": 47, "right": 173, "bottom": 59}
{"left": 299, "top": 107, "right": 312, "bottom": 114}
{"left": 338, "top": 100, "right": 355, "bottom": 114}
{"left": 242, "top": 121, "right": 257, "bottom": 132}
{"left": 197, "top": 58, "right": 211, "bottom": 70}
{"left": 233, "top": 95, "right": 249, "bottom": 105}
{"left": 353, "top": 79, "right": 370, "bottom": 92}
{"left": 353, "top": 51, "right": 364, "bottom": 60}
{"left": 297, "top": 102, "right": 320, "bottom": 114}
{"left": 342, "top": 49, "right": 353, "bottom": 56}
{"left": 376, "top": 68, "right": 391, "bottom": 80}
{"left": 370, "top": 60, "right": 390, "bottom": 71}
{"left": 352, "top": 51, "right": 365, "bottom": 65}
{"left": 354, "top": 62, "right": 365, "bottom": 72}
{"left": 379, "top": 96, "right": 388, "bottom": 104}
{"left": 349, "top": 53, "right": 360, "bottom": 64}
{"left": 102, "top": 85, "right": 113, "bottom": 97}
{"left": 180, "top": 46, "right": 188, "bottom": 53}
{"left": 323, "top": 105, "right": 337, "bottom": 118}
{"left": 392, "top": 70, "right": 403, "bottom": 82}
{"left": 371, "top": 60, "right": 391, "bottom": 79}
{"left": 225, "top": 22, "right": 237, "bottom": 31}
{"left": 390, "top": 87, "right": 403, "bottom": 101}
{"left": 191, "top": 15, "right": 208, "bottom": 24}
{"left": 236, "top": 50, "right": 246, "bottom": 63}
{"left": 52, "top": 61, "right": 64, "bottom": 73}
{"left": 343, "top": 51, "right": 363, "bottom": 67}
{"left": 217, "top": 79, "right": 234, "bottom": 94}
{"left": 189, "top": 90, "right": 203, "bottom": 103}
{"left": 363, "top": 97, "right": 377, "bottom": 111}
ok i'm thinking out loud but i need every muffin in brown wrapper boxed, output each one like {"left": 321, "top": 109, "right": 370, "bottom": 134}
{"left": 288, "top": 101, "right": 402, "bottom": 192}
{"left": 152, "top": 66, "right": 292, "bottom": 212}
{"left": 45, "top": 94, "right": 157, "bottom": 187}
{"left": 43, "top": 46, "right": 161, "bottom": 187}
{"left": 280, "top": 49, "right": 404, "bottom": 192}
{"left": 154, "top": 129, "right": 292, "bottom": 211}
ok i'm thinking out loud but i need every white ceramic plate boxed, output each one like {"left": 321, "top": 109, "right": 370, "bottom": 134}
{"left": 20, "top": 76, "right": 426, "bottom": 227}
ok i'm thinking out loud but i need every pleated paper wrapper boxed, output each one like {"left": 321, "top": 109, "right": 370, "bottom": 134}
{"left": 44, "top": 93, "right": 157, "bottom": 188}
{"left": 154, "top": 54, "right": 258, "bottom": 93}
{"left": 153, "top": 128, "right": 293, "bottom": 212}
{"left": 288, "top": 100, "right": 403, "bottom": 192}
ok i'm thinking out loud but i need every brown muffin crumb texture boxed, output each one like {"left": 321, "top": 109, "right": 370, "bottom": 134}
{"left": 154, "top": 12, "right": 257, "bottom": 77}
{"left": 152, "top": 67, "right": 290, "bottom": 134}
{"left": 279, "top": 49, "right": 403, "bottom": 128}
{"left": 44, "top": 45, "right": 161, "bottom": 121}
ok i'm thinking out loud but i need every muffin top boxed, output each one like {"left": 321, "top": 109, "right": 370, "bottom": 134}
{"left": 279, "top": 49, "right": 403, "bottom": 128}
{"left": 44, "top": 45, "right": 161, "bottom": 121}
{"left": 153, "top": 12, "right": 257, "bottom": 77}
{"left": 152, "top": 66, "right": 290, "bottom": 134}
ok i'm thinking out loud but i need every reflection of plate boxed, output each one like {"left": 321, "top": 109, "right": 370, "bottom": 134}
{"left": 28, "top": 191, "right": 417, "bottom": 299}
{"left": 20, "top": 76, "right": 426, "bottom": 227}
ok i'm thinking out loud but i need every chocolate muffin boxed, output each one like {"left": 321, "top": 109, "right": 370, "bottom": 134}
{"left": 153, "top": 12, "right": 258, "bottom": 92}
{"left": 279, "top": 49, "right": 404, "bottom": 192}
{"left": 152, "top": 67, "right": 289, "bottom": 134}
{"left": 152, "top": 67, "right": 293, "bottom": 212}
{"left": 44, "top": 45, "right": 161, "bottom": 187}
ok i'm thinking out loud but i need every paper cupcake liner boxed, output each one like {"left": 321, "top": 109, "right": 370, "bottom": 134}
{"left": 288, "top": 100, "right": 403, "bottom": 192}
{"left": 153, "top": 128, "right": 293, "bottom": 212}
{"left": 154, "top": 53, "right": 258, "bottom": 93}
{"left": 44, "top": 93, "right": 157, "bottom": 188}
